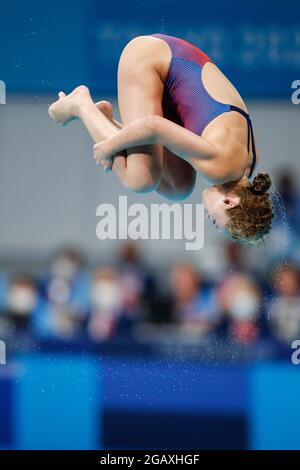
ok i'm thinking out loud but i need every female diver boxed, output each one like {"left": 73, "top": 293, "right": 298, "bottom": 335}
{"left": 49, "top": 33, "right": 274, "bottom": 242}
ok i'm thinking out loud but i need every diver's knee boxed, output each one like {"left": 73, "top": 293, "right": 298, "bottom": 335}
{"left": 126, "top": 178, "right": 158, "bottom": 194}
{"left": 180, "top": 176, "right": 196, "bottom": 198}
{"left": 125, "top": 173, "right": 159, "bottom": 194}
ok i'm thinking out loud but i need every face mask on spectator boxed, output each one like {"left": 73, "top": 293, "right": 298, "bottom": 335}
{"left": 48, "top": 278, "right": 71, "bottom": 306}
{"left": 91, "top": 281, "right": 121, "bottom": 311}
{"left": 7, "top": 286, "right": 37, "bottom": 314}
{"left": 227, "top": 290, "right": 260, "bottom": 320}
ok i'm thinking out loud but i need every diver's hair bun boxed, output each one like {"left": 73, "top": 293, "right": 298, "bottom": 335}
{"left": 250, "top": 173, "right": 272, "bottom": 194}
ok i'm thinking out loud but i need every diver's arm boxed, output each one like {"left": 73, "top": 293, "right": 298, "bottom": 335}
{"left": 93, "top": 115, "right": 217, "bottom": 170}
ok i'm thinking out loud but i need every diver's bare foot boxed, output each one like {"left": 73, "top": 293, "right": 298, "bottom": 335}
{"left": 48, "top": 85, "right": 94, "bottom": 125}
{"left": 95, "top": 100, "right": 113, "bottom": 120}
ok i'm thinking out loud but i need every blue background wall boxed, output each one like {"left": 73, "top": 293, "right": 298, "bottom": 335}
{"left": 15, "top": 355, "right": 99, "bottom": 450}
{"left": 249, "top": 363, "right": 300, "bottom": 450}
{"left": 0, "top": 0, "right": 299, "bottom": 97}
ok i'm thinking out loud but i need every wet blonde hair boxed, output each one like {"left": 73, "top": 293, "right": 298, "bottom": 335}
{"left": 226, "top": 173, "right": 274, "bottom": 243}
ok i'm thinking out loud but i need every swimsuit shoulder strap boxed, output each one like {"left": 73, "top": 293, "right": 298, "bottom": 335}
{"left": 229, "top": 104, "right": 257, "bottom": 179}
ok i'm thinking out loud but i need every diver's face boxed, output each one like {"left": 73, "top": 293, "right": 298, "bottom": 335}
{"left": 202, "top": 183, "right": 241, "bottom": 229}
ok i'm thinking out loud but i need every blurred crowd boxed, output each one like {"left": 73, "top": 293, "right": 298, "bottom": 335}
{"left": 0, "top": 170, "right": 300, "bottom": 352}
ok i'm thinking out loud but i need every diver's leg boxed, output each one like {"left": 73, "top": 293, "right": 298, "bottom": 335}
{"left": 97, "top": 100, "right": 197, "bottom": 200}
{"left": 95, "top": 100, "right": 123, "bottom": 129}
{"left": 114, "top": 35, "right": 168, "bottom": 192}
{"left": 97, "top": 100, "right": 196, "bottom": 200}
{"left": 49, "top": 86, "right": 159, "bottom": 191}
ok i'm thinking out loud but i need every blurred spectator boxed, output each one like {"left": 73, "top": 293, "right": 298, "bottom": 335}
{"left": 0, "top": 272, "right": 8, "bottom": 310}
{"left": 34, "top": 246, "right": 89, "bottom": 339}
{"left": 169, "top": 262, "right": 220, "bottom": 337}
{"left": 88, "top": 267, "right": 122, "bottom": 341}
{"left": 277, "top": 170, "right": 300, "bottom": 231}
{"left": 34, "top": 279, "right": 86, "bottom": 340}
{"left": 117, "top": 242, "right": 170, "bottom": 324}
{"left": 117, "top": 242, "right": 146, "bottom": 318}
{"left": 46, "top": 246, "right": 90, "bottom": 313}
{"left": 218, "top": 273, "right": 262, "bottom": 344}
{"left": 0, "top": 273, "right": 39, "bottom": 337}
{"left": 224, "top": 241, "right": 246, "bottom": 273}
{"left": 268, "top": 264, "right": 300, "bottom": 343}
{"left": 260, "top": 170, "right": 300, "bottom": 266}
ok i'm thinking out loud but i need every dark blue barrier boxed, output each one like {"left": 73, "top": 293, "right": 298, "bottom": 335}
{"left": 0, "top": 0, "right": 299, "bottom": 97}
{"left": 101, "top": 357, "right": 247, "bottom": 449}
{"left": 0, "top": 376, "right": 14, "bottom": 447}
{"left": 101, "top": 357, "right": 246, "bottom": 413}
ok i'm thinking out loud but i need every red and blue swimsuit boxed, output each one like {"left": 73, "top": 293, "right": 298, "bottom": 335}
{"left": 151, "top": 33, "right": 257, "bottom": 178}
